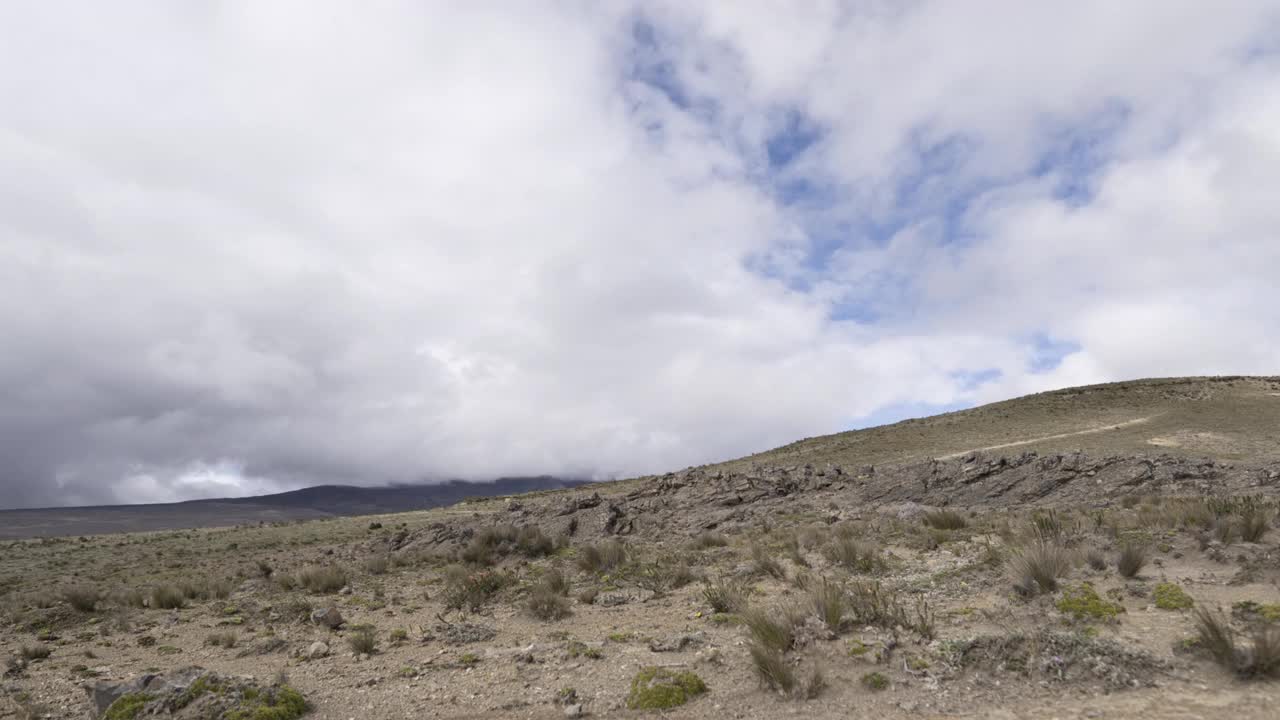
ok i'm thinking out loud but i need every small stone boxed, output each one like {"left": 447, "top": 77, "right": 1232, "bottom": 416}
{"left": 306, "top": 641, "right": 329, "bottom": 660}
{"left": 564, "top": 703, "right": 583, "bottom": 718}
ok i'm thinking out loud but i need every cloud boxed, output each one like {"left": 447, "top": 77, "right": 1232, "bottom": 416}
{"left": 1, "top": 2, "right": 1278, "bottom": 508}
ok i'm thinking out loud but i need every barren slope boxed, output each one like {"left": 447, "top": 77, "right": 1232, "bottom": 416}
{"left": 713, "top": 376, "right": 1280, "bottom": 472}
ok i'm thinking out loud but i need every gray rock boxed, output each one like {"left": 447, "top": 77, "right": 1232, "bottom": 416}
{"left": 310, "top": 606, "right": 345, "bottom": 629}
{"left": 564, "top": 703, "right": 584, "bottom": 717}
{"left": 306, "top": 641, "right": 329, "bottom": 660}
{"left": 648, "top": 632, "right": 707, "bottom": 653}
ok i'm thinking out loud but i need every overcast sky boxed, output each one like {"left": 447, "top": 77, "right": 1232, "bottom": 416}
{"left": 2, "top": 2, "right": 1279, "bottom": 509}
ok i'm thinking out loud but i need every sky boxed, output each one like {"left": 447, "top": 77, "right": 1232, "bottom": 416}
{"left": 2, "top": 2, "right": 1279, "bottom": 509}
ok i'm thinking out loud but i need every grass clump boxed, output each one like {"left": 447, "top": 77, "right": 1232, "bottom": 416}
{"left": 204, "top": 631, "right": 238, "bottom": 649}
{"left": 923, "top": 510, "right": 968, "bottom": 530}
{"left": 346, "top": 624, "right": 378, "bottom": 655}
{"left": 861, "top": 671, "right": 890, "bottom": 691}
{"left": 811, "top": 579, "right": 845, "bottom": 634}
{"left": 751, "top": 544, "right": 787, "bottom": 581}
{"left": 823, "top": 537, "right": 885, "bottom": 574}
{"left": 701, "top": 577, "right": 748, "bottom": 613}
{"left": 1238, "top": 510, "right": 1270, "bottom": 543}
{"left": 61, "top": 585, "right": 100, "bottom": 613}
{"left": 441, "top": 565, "right": 512, "bottom": 613}
{"left": 19, "top": 644, "right": 51, "bottom": 660}
{"left": 1056, "top": 583, "right": 1124, "bottom": 621}
{"left": 742, "top": 607, "right": 801, "bottom": 653}
{"left": 462, "top": 524, "right": 556, "bottom": 565}
{"left": 298, "top": 565, "right": 348, "bottom": 594}
{"left": 690, "top": 532, "right": 728, "bottom": 550}
{"left": 1010, "top": 542, "right": 1072, "bottom": 596}
{"left": 1116, "top": 542, "right": 1148, "bottom": 579}
{"left": 525, "top": 585, "right": 572, "bottom": 621}
{"left": 575, "top": 540, "right": 628, "bottom": 574}
{"left": 1195, "top": 606, "right": 1280, "bottom": 678}
{"left": 362, "top": 554, "right": 390, "bottom": 575}
{"left": 1153, "top": 583, "right": 1194, "bottom": 610}
{"left": 150, "top": 585, "right": 186, "bottom": 609}
{"left": 626, "top": 667, "right": 707, "bottom": 710}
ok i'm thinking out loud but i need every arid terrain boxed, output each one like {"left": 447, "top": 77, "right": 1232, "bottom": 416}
{"left": 4, "top": 376, "right": 1280, "bottom": 719}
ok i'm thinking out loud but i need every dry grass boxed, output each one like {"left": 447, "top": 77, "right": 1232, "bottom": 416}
{"left": 61, "top": 585, "right": 100, "bottom": 613}
{"left": 298, "top": 565, "right": 348, "bottom": 594}
{"left": 810, "top": 579, "right": 845, "bottom": 634}
{"left": 150, "top": 585, "right": 186, "bottom": 609}
{"left": 524, "top": 585, "right": 572, "bottom": 621}
{"left": 347, "top": 624, "right": 378, "bottom": 655}
{"left": 702, "top": 577, "right": 749, "bottom": 614}
{"left": 923, "top": 510, "right": 969, "bottom": 530}
{"left": 1010, "top": 542, "right": 1072, "bottom": 596}
{"left": 822, "top": 537, "right": 885, "bottom": 574}
{"left": 751, "top": 544, "right": 786, "bottom": 581}
{"left": 1239, "top": 511, "right": 1270, "bottom": 543}
{"left": 742, "top": 606, "right": 801, "bottom": 653}
{"left": 575, "top": 540, "right": 628, "bottom": 574}
{"left": 1116, "top": 542, "right": 1148, "bottom": 578}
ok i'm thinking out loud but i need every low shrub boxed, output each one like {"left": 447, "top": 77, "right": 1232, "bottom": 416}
{"left": 298, "top": 565, "right": 348, "bottom": 594}
{"left": 625, "top": 667, "right": 707, "bottom": 710}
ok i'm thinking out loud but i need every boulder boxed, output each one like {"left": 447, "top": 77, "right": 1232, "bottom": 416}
{"left": 310, "top": 606, "right": 345, "bottom": 629}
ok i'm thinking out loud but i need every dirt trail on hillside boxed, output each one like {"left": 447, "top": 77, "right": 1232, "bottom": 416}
{"left": 936, "top": 415, "right": 1157, "bottom": 460}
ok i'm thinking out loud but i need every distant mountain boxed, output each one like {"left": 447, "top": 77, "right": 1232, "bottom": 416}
{"left": 0, "top": 476, "right": 589, "bottom": 540}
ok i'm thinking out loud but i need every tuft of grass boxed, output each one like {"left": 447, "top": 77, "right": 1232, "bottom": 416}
{"left": 748, "top": 642, "right": 794, "bottom": 694}
{"left": 363, "top": 555, "right": 390, "bottom": 575}
{"left": 689, "top": 532, "right": 728, "bottom": 550}
{"left": 19, "top": 644, "right": 51, "bottom": 661}
{"left": 742, "top": 606, "right": 801, "bottom": 653}
{"left": 441, "top": 565, "right": 512, "bottom": 613}
{"left": 1195, "top": 605, "right": 1280, "bottom": 678}
{"left": 525, "top": 585, "right": 572, "bottom": 621}
{"left": 1009, "top": 542, "right": 1072, "bottom": 596}
{"left": 1086, "top": 548, "right": 1107, "bottom": 572}
{"left": 150, "top": 585, "right": 186, "bottom": 610}
{"left": 346, "top": 624, "right": 378, "bottom": 655}
{"left": 1239, "top": 511, "right": 1270, "bottom": 543}
{"left": 298, "top": 565, "right": 348, "bottom": 594}
{"left": 923, "top": 510, "right": 968, "bottom": 530}
{"left": 575, "top": 540, "right": 628, "bottom": 574}
{"left": 751, "top": 544, "right": 787, "bottom": 581}
{"left": 823, "top": 537, "right": 885, "bottom": 574}
{"left": 1116, "top": 542, "right": 1148, "bottom": 579}
{"left": 810, "top": 579, "right": 845, "bottom": 634}
{"left": 204, "top": 631, "right": 238, "bottom": 649}
{"left": 701, "top": 577, "right": 748, "bottom": 614}
{"left": 61, "top": 585, "right": 100, "bottom": 613}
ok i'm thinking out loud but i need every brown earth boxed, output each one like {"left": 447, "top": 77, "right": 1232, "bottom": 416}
{"left": 3, "top": 376, "right": 1280, "bottom": 719}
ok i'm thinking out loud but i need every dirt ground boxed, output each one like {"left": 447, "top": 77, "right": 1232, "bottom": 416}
{"left": 4, "top": 465, "right": 1280, "bottom": 719}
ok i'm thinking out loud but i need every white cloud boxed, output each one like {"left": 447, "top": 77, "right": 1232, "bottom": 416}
{"left": 1, "top": 2, "right": 1278, "bottom": 507}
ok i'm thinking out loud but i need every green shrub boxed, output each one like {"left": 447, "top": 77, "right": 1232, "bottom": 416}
{"left": 626, "top": 667, "right": 707, "bottom": 710}
{"left": 861, "top": 671, "right": 889, "bottom": 690}
{"left": 1153, "top": 583, "right": 1194, "bottom": 610}
{"left": 441, "top": 565, "right": 511, "bottom": 613}
{"left": 1056, "top": 583, "right": 1124, "bottom": 621}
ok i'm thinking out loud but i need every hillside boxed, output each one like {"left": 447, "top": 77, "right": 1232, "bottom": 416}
{"left": 4, "top": 376, "right": 1280, "bottom": 720}
{"left": 711, "top": 376, "right": 1280, "bottom": 472}
{"left": 0, "top": 477, "right": 586, "bottom": 540}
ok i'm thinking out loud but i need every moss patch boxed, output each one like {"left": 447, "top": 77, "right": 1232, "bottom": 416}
{"left": 224, "top": 685, "right": 308, "bottom": 720}
{"left": 1057, "top": 583, "right": 1124, "bottom": 621}
{"left": 104, "top": 693, "right": 152, "bottom": 720}
{"left": 1153, "top": 583, "right": 1194, "bottom": 610}
{"left": 626, "top": 667, "right": 707, "bottom": 710}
